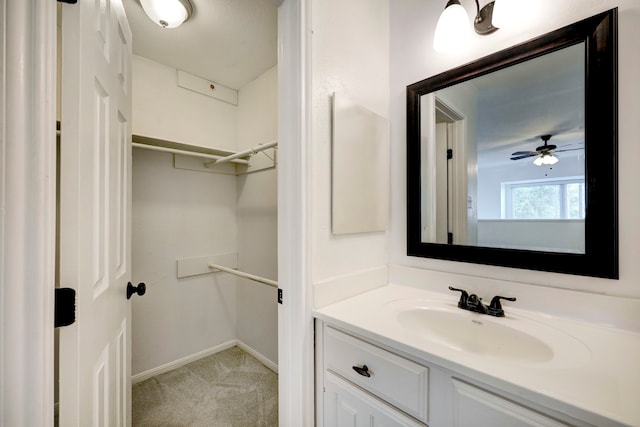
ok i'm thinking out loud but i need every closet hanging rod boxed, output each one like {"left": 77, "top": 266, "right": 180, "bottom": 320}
{"left": 208, "top": 263, "right": 278, "bottom": 288}
{"left": 205, "top": 140, "right": 278, "bottom": 167}
{"left": 132, "top": 142, "right": 250, "bottom": 165}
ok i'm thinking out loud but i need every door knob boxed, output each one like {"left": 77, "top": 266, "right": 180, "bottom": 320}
{"left": 127, "top": 282, "right": 146, "bottom": 300}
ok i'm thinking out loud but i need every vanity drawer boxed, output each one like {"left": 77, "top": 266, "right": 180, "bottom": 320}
{"left": 324, "top": 326, "right": 429, "bottom": 423}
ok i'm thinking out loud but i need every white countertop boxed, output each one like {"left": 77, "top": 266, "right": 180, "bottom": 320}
{"left": 314, "top": 284, "right": 640, "bottom": 427}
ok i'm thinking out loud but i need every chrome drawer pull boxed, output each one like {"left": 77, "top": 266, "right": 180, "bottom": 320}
{"left": 352, "top": 364, "right": 371, "bottom": 377}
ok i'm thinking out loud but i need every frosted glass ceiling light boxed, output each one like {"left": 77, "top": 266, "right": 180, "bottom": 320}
{"left": 533, "top": 153, "right": 559, "bottom": 166}
{"left": 492, "top": 0, "right": 540, "bottom": 30}
{"left": 433, "top": 0, "right": 473, "bottom": 53}
{"left": 544, "top": 154, "right": 559, "bottom": 165}
{"left": 141, "top": 0, "right": 193, "bottom": 29}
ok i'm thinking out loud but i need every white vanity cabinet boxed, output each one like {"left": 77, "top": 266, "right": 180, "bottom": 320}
{"left": 323, "top": 372, "right": 424, "bottom": 427}
{"left": 317, "top": 324, "right": 427, "bottom": 426}
{"left": 316, "top": 320, "right": 589, "bottom": 427}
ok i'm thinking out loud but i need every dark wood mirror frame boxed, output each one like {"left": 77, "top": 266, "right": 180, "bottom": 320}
{"left": 407, "top": 9, "right": 618, "bottom": 279}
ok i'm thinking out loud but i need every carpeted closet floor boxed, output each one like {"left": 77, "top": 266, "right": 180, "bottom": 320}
{"left": 132, "top": 346, "right": 278, "bottom": 426}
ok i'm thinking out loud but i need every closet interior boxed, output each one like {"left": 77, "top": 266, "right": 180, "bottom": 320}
{"left": 124, "top": 0, "right": 280, "bottom": 412}
{"left": 129, "top": 55, "right": 279, "bottom": 381}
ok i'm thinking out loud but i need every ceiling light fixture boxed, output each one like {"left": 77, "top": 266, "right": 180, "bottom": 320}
{"left": 533, "top": 153, "right": 559, "bottom": 166}
{"left": 140, "top": 0, "right": 193, "bottom": 29}
{"left": 433, "top": 0, "right": 498, "bottom": 53}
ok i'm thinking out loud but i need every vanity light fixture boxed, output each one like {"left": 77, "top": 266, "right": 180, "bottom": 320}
{"left": 433, "top": 0, "right": 498, "bottom": 53}
{"left": 533, "top": 153, "right": 559, "bottom": 166}
{"left": 433, "top": 1, "right": 473, "bottom": 53}
{"left": 140, "top": 0, "right": 193, "bottom": 29}
{"left": 434, "top": 0, "right": 540, "bottom": 53}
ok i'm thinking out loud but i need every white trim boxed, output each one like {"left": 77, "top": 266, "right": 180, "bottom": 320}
{"left": 131, "top": 340, "right": 278, "bottom": 385}
{"left": 236, "top": 340, "right": 279, "bottom": 374}
{"left": 1, "top": 0, "right": 57, "bottom": 425}
{"left": 313, "top": 265, "right": 389, "bottom": 308}
{"left": 277, "top": 0, "right": 315, "bottom": 425}
{"left": 131, "top": 340, "right": 237, "bottom": 384}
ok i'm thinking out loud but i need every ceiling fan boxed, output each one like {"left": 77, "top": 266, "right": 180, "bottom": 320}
{"left": 510, "top": 134, "right": 583, "bottom": 166}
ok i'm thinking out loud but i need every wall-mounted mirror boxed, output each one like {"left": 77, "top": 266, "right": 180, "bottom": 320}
{"left": 407, "top": 9, "right": 618, "bottom": 278}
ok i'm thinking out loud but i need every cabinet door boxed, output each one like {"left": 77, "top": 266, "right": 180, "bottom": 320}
{"left": 452, "top": 380, "right": 569, "bottom": 427}
{"left": 324, "top": 373, "right": 424, "bottom": 427}
{"left": 324, "top": 326, "right": 429, "bottom": 422}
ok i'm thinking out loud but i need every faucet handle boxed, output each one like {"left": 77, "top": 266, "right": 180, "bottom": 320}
{"left": 488, "top": 295, "right": 517, "bottom": 317}
{"left": 448, "top": 286, "right": 469, "bottom": 308}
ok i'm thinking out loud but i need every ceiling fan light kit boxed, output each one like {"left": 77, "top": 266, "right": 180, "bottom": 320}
{"left": 533, "top": 153, "right": 559, "bottom": 166}
{"left": 510, "top": 134, "right": 583, "bottom": 166}
{"left": 140, "top": 0, "right": 193, "bottom": 29}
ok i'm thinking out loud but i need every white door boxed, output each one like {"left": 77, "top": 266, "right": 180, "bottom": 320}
{"left": 435, "top": 122, "right": 450, "bottom": 244}
{"left": 58, "top": 0, "right": 133, "bottom": 425}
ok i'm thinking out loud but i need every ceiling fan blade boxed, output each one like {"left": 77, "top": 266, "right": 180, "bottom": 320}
{"left": 554, "top": 147, "right": 584, "bottom": 153}
{"left": 510, "top": 153, "right": 536, "bottom": 160}
{"left": 511, "top": 151, "right": 537, "bottom": 156}
{"left": 557, "top": 142, "right": 584, "bottom": 149}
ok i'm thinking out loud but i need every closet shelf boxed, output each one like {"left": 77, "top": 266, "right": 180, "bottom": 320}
{"left": 132, "top": 134, "right": 251, "bottom": 165}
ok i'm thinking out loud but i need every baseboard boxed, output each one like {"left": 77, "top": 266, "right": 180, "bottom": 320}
{"left": 131, "top": 340, "right": 237, "bottom": 384}
{"left": 131, "top": 339, "right": 278, "bottom": 384}
{"left": 236, "top": 340, "right": 278, "bottom": 374}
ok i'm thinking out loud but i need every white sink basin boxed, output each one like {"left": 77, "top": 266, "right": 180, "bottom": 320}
{"left": 385, "top": 299, "right": 591, "bottom": 366}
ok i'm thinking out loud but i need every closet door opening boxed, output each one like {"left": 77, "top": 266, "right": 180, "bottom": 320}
{"left": 124, "top": 1, "right": 280, "bottom": 424}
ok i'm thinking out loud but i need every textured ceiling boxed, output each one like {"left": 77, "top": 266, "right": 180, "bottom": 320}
{"left": 123, "top": 0, "right": 278, "bottom": 90}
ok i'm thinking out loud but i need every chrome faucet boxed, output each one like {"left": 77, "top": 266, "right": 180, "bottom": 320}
{"left": 449, "top": 286, "right": 516, "bottom": 317}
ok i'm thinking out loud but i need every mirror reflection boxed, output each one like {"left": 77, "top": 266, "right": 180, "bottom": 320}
{"left": 421, "top": 43, "right": 586, "bottom": 253}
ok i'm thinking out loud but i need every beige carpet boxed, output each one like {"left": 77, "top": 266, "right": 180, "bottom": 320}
{"left": 132, "top": 346, "right": 278, "bottom": 426}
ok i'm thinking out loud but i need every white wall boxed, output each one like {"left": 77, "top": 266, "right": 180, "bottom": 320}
{"left": 390, "top": 1, "right": 640, "bottom": 301}
{"left": 130, "top": 57, "right": 279, "bottom": 376}
{"left": 132, "top": 56, "right": 237, "bottom": 151}
{"left": 131, "top": 149, "right": 238, "bottom": 375}
{"left": 311, "top": 0, "right": 391, "bottom": 307}
{"left": 236, "top": 66, "right": 279, "bottom": 365}
{"left": 130, "top": 57, "right": 239, "bottom": 376}
{"left": 477, "top": 220, "right": 585, "bottom": 253}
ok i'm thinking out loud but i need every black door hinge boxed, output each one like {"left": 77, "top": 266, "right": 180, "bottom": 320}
{"left": 447, "top": 148, "right": 453, "bottom": 160}
{"left": 277, "top": 288, "right": 283, "bottom": 304}
{"left": 447, "top": 232, "right": 454, "bottom": 245}
{"left": 55, "top": 288, "right": 76, "bottom": 328}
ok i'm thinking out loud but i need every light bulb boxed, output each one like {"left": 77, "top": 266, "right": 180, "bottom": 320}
{"left": 534, "top": 154, "right": 559, "bottom": 166}
{"left": 433, "top": 1, "right": 472, "bottom": 53}
{"left": 544, "top": 154, "right": 559, "bottom": 165}
{"left": 141, "top": 0, "right": 192, "bottom": 29}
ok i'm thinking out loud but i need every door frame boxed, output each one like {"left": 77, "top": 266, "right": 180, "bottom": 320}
{"left": 1, "top": 0, "right": 314, "bottom": 425}
{"left": 277, "top": 0, "right": 315, "bottom": 424}
{"left": 1, "top": 0, "right": 57, "bottom": 424}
